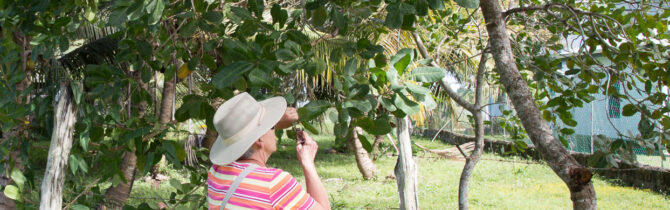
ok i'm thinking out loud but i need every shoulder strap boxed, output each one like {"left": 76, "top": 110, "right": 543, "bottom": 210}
{"left": 220, "top": 164, "right": 259, "bottom": 210}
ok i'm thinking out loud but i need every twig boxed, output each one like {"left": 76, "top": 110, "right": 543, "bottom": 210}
{"left": 430, "top": 121, "right": 450, "bottom": 142}
{"left": 456, "top": 144, "right": 468, "bottom": 158}
{"left": 310, "top": 28, "right": 339, "bottom": 46}
{"left": 63, "top": 178, "right": 101, "bottom": 209}
{"left": 172, "top": 182, "right": 206, "bottom": 207}
{"left": 386, "top": 134, "right": 400, "bottom": 155}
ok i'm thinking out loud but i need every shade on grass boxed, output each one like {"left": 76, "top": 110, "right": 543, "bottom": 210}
{"left": 129, "top": 135, "right": 670, "bottom": 209}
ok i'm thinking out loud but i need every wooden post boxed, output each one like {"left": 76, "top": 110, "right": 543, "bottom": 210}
{"left": 40, "top": 83, "right": 78, "bottom": 209}
{"left": 394, "top": 116, "right": 418, "bottom": 210}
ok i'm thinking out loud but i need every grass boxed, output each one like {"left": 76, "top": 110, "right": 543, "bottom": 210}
{"left": 127, "top": 135, "right": 670, "bottom": 209}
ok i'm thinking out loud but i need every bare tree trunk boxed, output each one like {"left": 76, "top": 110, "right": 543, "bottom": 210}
{"left": 40, "top": 83, "right": 78, "bottom": 209}
{"left": 372, "top": 135, "right": 385, "bottom": 154}
{"left": 394, "top": 116, "right": 418, "bottom": 210}
{"left": 479, "top": 0, "right": 597, "bottom": 208}
{"left": 412, "top": 30, "right": 489, "bottom": 209}
{"left": 103, "top": 72, "right": 153, "bottom": 208}
{"left": 346, "top": 127, "right": 378, "bottom": 179}
{"left": 458, "top": 52, "right": 489, "bottom": 210}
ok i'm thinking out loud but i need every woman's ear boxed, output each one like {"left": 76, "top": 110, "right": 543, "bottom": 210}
{"left": 253, "top": 139, "right": 263, "bottom": 147}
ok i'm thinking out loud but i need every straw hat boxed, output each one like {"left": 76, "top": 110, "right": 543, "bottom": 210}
{"left": 209, "top": 92, "right": 286, "bottom": 165}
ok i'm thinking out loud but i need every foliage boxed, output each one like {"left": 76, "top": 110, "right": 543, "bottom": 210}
{"left": 2, "top": 0, "right": 669, "bottom": 208}
{"left": 504, "top": 0, "right": 670, "bottom": 163}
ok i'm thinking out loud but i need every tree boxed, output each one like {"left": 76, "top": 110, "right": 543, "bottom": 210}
{"left": 2, "top": 0, "right": 668, "bottom": 209}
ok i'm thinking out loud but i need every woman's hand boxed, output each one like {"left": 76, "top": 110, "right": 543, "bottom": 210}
{"left": 296, "top": 131, "right": 318, "bottom": 168}
{"left": 274, "top": 107, "right": 299, "bottom": 130}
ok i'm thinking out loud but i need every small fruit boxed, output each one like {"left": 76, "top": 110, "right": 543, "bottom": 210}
{"left": 26, "top": 59, "right": 35, "bottom": 71}
{"left": 177, "top": 64, "right": 193, "bottom": 79}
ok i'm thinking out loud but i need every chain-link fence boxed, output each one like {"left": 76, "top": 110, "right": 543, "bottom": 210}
{"left": 553, "top": 88, "right": 665, "bottom": 156}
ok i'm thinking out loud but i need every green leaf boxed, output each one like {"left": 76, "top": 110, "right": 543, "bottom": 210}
{"left": 126, "top": 0, "right": 146, "bottom": 21}
{"left": 275, "top": 129, "right": 284, "bottom": 140}
{"left": 622, "top": 104, "right": 637, "bottom": 116}
{"left": 331, "top": 8, "right": 348, "bottom": 34}
{"left": 357, "top": 116, "right": 392, "bottom": 135}
{"left": 202, "top": 54, "right": 217, "bottom": 70}
{"left": 271, "top": 4, "right": 289, "bottom": 27}
{"left": 565, "top": 69, "right": 580, "bottom": 75}
{"left": 373, "top": 115, "right": 392, "bottom": 135}
{"left": 358, "top": 134, "right": 373, "bottom": 153}
{"left": 70, "top": 204, "right": 91, "bottom": 210}
{"left": 109, "top": 8, "right": 128, "bottom": 26}
{"left": 348, "top": 84, "right": 370, "bottom": 99}
{"left": 85, "top": 5, "right": 96, "bottom": 21}
{"left": 405, "top": 83, "right": 430, "bottom": 95}
{"left": 311, "top": 7, "right": 327, "bottom": 27}
{"left": 394, "top": 93, "right": 420, "bottom": 115}
{"left": 374, "top": 53, "right": 387, "bottom": 68}
{"left": 345, "top": 58, "right": 358, "bottom": 76}
{"left": 560, "top": 128, "right": 575, "bottom": 135}
{"left": 179, "top": 21, "right": 198, "bottom": 37}
{"left": 212, "top": 62, "right": 254, "bottom": 89}
{"left": 248, "top": 69, "right": 274, "bottom": 88}
{"left": 416, "top": 0, "right": 429, "bottom": 16}
{"left": 380, "top": 97, "right": 397, "bottom": 112}
{"left": 286, "top": 30, "right": 310, "bottom": 45}
{"left": 276, "top": 49, "right": 297, "bottom": 61}
{"left": 384, "top": 4, "right": 403, "bottom": 28}
{"left": 71, "top": 80, "right": 83, "bottom": 105}
{"left": 334, "top": 122, "right": 349, "bottom": 139}
{"left": 148, "top": 0, "right": 165, "bottom": 24}
{"left": 415, "top": 92, "right": 437, "bottom": 110}
{"left": 455, "top": 0, "right": 479, "bottom": 9}
{"left": 79, "top": 158, "right": 89, "bottom": 174}
{"left": 80, "top": 134, "right": 90, "bottom": 151}
{"left": 301, "top": 121, "right": 320, "bottom": 135}
{"left": 390, "top": 48, "right": 413, "bottom": 75}
{"left": 298, "top": 100, "right": 331, "bottom": 122}
{"left": 169, "top": 178, "right": 182, "bottom": 192}
{"left": 10, "top": 168, "right": 25, "bottom": 189}
{"left": 3, "top": 185, "right": 19, "bottom": 201}
{"left": 410, "top": 67, "right": 445, "bottom": 82}
{"left": 345, "top": 100, "right": 373, "bottom": 113}
{"left": 69, "top": 155, "right": 79, "bottom": 175}
{"left": 611, "top": 139, "right": 624, "bottom": 151}
{"left": 427, "top": 0, "right": 445, "bottom": 10}
{"left": 203, "top": 11, "right": 223, "bottom": 23}
{"left": 306, "top": 0, "right": 327, "bottom": 9}
{"left": 247, "top": 0, "right": 264, "bottom": 18}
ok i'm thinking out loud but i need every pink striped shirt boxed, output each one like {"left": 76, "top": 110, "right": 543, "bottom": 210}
{"left": 207, "top": 162, "right": 315, "bottom": 209}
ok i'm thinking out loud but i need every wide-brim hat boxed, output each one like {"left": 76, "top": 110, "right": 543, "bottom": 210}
{"left": 209, "top": 92, "right": 286, "bottom": 165}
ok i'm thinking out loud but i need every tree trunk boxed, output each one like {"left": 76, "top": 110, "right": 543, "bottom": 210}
{"left": 394, "top": 116, "right": 418, "bottom": 210}
{"left": 103, "top": 73, "right": 153, "bottom": 208}
{"left": 458, "top": 52, "right": 489, "bottom": 210}
{"left": 479, "top": 0, "right": 597, "bottom": 208}
{"left": 202, "top": 98, "right": 225, "bottom": 150}
{"left": 346, "top": 127, "right": 378, "bottom": 179}
{"left": 40, "top": 83, "right": 78, "bottom": 209}
{"left": 372, "top": 135, "right": 385, "bottom": 155}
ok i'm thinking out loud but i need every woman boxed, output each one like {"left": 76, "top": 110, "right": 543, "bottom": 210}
{"left": 207, "top": 92, "right": 331, "bottom": 210}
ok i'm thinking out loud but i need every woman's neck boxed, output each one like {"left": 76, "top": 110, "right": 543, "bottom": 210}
{"left": 237, "top": 158, "right": 266, "bottom": 167}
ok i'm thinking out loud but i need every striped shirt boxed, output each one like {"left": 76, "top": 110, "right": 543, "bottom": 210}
{"left": 207, "top": 162, "right": 316, "bottom": 210}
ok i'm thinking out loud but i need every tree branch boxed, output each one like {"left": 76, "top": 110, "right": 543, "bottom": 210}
{"left": 411, "top": 31, "right": 476, "bottom": 112}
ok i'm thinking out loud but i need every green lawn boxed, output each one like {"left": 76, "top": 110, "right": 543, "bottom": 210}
{"left": 128, "top": 135, "right": 670, "bottom": 209}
